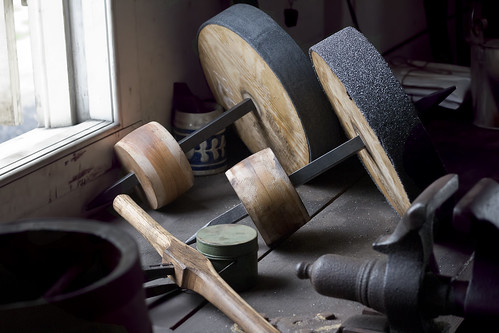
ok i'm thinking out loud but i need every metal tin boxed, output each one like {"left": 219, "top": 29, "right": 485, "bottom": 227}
{"left": 196, "top": 224, "right": 258, "bottom": 291}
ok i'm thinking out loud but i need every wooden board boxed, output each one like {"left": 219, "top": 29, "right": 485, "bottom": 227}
{"left": 197, "top": 4, "right": 342, "bottom": 174}
{"left": 310, "top": 27, "right": 446, "bottom": 215}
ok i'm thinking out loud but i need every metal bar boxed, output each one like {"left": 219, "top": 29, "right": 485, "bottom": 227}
{"left": 85, "top": 172, "right": 139, "bottom": 211}
{"left": 185, "top": 203, "right": 248, "bottom": 245}
{"left": 178, "top": 98, "right": 256, "bottom": 153}
{"left": 144, "top": 283, "right": 180, "bottom": 299}
{"left": 288, "top": 135, "right": 365, "bottom": 186}
{"left": 185, "top": 135, "right": 366, "bottom": 244}
{"left": 143, "top": 263, "right": 176, "bottom": 282}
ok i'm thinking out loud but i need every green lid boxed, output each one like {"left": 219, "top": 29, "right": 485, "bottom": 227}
{"left": 196, "top": 224, "right": 258, "bottom": 258}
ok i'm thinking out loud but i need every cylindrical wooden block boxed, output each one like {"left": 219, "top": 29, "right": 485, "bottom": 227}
{"left": 114, "top": 122, "right": 194, "bottom": 209}
{"left": 310, "top": 27, "right": 446, "bottom": 215}
{"left": 198, "top": 4, "right": 342, "bottom": 174}
{"left": 226, "top": 148, "right": 310, "bottom": 246}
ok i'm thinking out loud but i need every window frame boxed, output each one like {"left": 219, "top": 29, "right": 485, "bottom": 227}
{"left": 0, "top": 0, "right": 22, "bottom": 126}
{"left": 0, "top": 0, "right": 142, "bottom": 222}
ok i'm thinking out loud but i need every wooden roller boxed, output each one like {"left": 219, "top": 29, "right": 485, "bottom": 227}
{"left": 310, "top": 27, "right": 446, "bottom": 215}
{"left": 226, "top": 148, "right": 310, "bottom": 245}
{"left": 114, "top": 122, "right": 194, "bottom": 209}
{"left": 198, "top": 4, "right": 342, "bottom": 174}
{"left": 113, "top": 194, "right": 279, "bottom": 333}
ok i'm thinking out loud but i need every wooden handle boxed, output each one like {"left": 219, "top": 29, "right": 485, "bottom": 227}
{"left": 113, "top": 194, "right": 279, "bottom": 333}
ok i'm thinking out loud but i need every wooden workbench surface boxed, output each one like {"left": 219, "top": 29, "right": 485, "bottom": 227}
{"left": 92, "top": 114, "right": 497, "bottom": 332}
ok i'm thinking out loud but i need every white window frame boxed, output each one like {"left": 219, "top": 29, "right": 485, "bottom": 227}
{"left": 0, "top": 0, "right": 142, "bottom": 222}
{"left": 0, "top": 0, "right": 22, "bottom": 126}
{"left": 0, "top": 0, "right": 117, "bottom": 175}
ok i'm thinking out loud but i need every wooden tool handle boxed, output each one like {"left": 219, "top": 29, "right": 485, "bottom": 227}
{"left": 113, "top": 194, "right": 279, "bottom": 333}
{"left": 113, "top": 194, "right": 172, "bottom": 256}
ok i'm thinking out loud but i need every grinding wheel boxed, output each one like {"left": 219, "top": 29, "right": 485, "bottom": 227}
{"left": 114, "top": 122, "right": 194, "bottom": 209}
{"left": 197, "top": 4, "right": 342, "bottom": 174}
{"left": 310, "top": 27, "right": 446, "bottom": 215}
{"left": 226, "top": 148, "right": 310, "bottom": 245}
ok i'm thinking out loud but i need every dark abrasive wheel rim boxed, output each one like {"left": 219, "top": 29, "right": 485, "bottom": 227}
{"left": 198, "top": 4, "right": 342, "bottom": 174}
{"left": 0, "top": 219, "right": 152, "bottom": 333}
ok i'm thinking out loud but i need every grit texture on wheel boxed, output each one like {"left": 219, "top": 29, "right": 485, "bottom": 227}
{"left": 310, "top": 27, "right": 446, "bottom": 215}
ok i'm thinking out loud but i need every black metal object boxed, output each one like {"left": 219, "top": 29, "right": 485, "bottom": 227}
{"left": 177, "top": 98, "right": 255, "bottom": 153}
{"left": 297, "top": 174, "right": 499, "bottom": 332}
{"left": 0, "top": 219, "right": 152, "bottom": 333}
{"left": 142, "top": 258, "right": 237, "bottom": 300}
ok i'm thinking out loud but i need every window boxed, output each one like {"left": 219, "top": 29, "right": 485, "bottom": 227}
{"left": 0, "top": 0, "right": 225, "bottom": 222}
{"left": 0, "top": 0, "right": 116, "bottom": 173}
{"left": 0, "top": 0, "right": 120, "bottom": 221}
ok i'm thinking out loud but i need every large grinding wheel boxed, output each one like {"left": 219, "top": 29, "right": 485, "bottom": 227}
{"left": 310, "top": 27, "right": 446, "bottom": 215}
{"left": 197, "top": 4, "right": 342, "bottom": 174}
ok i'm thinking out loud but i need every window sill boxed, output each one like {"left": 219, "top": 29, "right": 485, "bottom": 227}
{"left": 0, "top": 120, "right": 116, "bottom": 183}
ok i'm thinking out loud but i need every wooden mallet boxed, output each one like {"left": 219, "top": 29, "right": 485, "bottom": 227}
{"left": 113, "top": 194, "right": 279, "bottom": 333}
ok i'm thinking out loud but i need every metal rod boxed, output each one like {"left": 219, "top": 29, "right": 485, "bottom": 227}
{"left": 185, "top": 203, "right": 248, "bottom": 245}
{"left": 185, "top": 135, "right": 366, "bottom": 244}
{"left": 288, "top": 135, "right": 364, "bottom": 186}
{"left": 85, "top": 172, "right": 139, "bottom": 211}
{"left": 178, "top": 98, "right": 256, "bottom": 153}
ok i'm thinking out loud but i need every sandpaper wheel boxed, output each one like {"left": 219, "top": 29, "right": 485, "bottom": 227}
{"left": 114, "top": 122, "right": 194, "bottom": 210}
{"left": 226, "top": 148, "right": 310, "bottom": 245}
{"left": 310, "top": 27, "right": 446, "bottom": 215}
{"left": 197, "top": 4, "right": 342, "bottom": 174}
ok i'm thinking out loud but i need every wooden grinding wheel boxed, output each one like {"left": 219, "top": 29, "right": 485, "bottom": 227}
{"left": 226, "top": 148, "right": 309, "bottom": 246}
{"left": 197, "top": 4, "right": 342, "bottom": 174}
{"left": 114, "top": 122, "right": 194, "bottom": 209}
{"left": 310, "top": 27, "right": 446, "bottom": 215}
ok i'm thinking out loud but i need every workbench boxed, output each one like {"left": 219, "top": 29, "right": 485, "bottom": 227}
{"left": 92, "top": 112, "right": 497, "bottom": 332}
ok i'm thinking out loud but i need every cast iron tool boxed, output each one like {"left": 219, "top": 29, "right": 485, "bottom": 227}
{"left": 297, "top": 174, "right": 499, "bottom": 332}
{"left": 113, "top": 194, "right": 279, "bottom": 333}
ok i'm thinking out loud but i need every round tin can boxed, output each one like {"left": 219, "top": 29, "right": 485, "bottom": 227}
{"left": 196, "top": 224, "right": 258, "bottom": 292}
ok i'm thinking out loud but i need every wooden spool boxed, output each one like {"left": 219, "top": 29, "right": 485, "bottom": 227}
{"left": 226, "top": 148, "right": 310, "bottom": 246}
{"left": 310, "top": 27, "right": 446, "bottom": 215}
{"left": 114, "top": 122, "right": 194, "bottom": 209}
{"left": 197, "top": 4, "right": 342, "bottom": 174}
